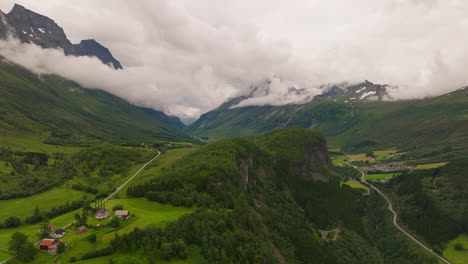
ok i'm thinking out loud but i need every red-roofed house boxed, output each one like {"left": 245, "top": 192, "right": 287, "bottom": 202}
{"left": 39, "top": 239, "right": 66, "bottom": 254}
{"left": 39, "top": 239, "right": 56, "bottom": 251}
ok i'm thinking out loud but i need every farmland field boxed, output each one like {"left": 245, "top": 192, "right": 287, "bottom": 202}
{"left": 0, "top": 187, "right": 92, "bottom": 222}
{"left": 365, "top": 173, "right": 401, "bottom": 181}
{"left": 443, "top": 233, "right": 468, "bottom": 264}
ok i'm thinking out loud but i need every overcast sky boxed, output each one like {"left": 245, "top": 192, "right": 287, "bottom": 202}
{"left": 1, "top": 0, "right": 468, "bottom": 122}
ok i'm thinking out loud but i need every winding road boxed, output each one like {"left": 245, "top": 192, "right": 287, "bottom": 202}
{"left": 358, "top": 170, "right": 452, "bottom": 264}
{"left": 0, "top": 150, "right": 161, "bottom": 264}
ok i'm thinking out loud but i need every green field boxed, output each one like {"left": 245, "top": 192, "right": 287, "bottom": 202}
{"left": 443, "top": 233, "right": 468, "bottom": 264}
{"left": 0, "top": 187, "right": 92, "bottom": 222}
{"left": 365, "top": 173, "right": 401, "bottom": 181}
{"left": 332, "top": 155, "right": 348, "bottom": 165}
{"left": 415, "top": 162, "right": 449, "bottom": 170}
{"left": 102, "top": 198, "right": 194, "bottom": 240}
{"left": 341, "top": 181, "right": 369, "bottom": 191}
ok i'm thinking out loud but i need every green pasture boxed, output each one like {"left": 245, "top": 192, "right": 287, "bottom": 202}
{"left": 365, "top": 173, "right": 401, "bottom": 181}
{"left": 0, "top": 187, "right": 92, "bottom": 222}
{"left": 341, "top": 181, "right": 369, "bottom": 191}
{"left": 443, "top": 233, "right": 468, "bottom": 264}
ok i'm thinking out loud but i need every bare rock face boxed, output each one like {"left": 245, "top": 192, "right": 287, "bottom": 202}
{"left": 0, "top": 4, "right": 123, "bottom": 69}
{"left": 238, "top": 154, "right": 255, "bottom": 189}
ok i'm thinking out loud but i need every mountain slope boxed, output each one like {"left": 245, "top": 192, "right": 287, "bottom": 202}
{"left": 0, "top": 4, "right": 122, "bottom": 69}
{"left": 189, "top": 83, "right": 468, "bottom": 159}
{"left": 0, "top": 57, "right": 192, "bottom": 146}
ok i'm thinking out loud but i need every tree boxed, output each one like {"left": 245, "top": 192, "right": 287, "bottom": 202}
{"left": 4, "top": 216, "right": 21, "bottom": 228}
{"left": 80, "top": 209, "right": 88, "bottom": 226}
{"left": 38, "top": 223, "right": 51, "bottom": 239}
{"left": 9, "top": 232, "right": 37, "bottom": 262}
{"left": 70, "top": 256, "right": 77, "bottom": 262}
{"left": 57, "top": 242, "right": 66, "bottom": 254}
{"left": 9, "top": 232, "right": 27, "bottom": 253}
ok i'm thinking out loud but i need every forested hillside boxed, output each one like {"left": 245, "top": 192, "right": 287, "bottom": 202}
{"left": 117, "top": 127, "right": 438, "bottom": 264}
{"left": 384, "top": 160, "right": 468, "bottom": 250}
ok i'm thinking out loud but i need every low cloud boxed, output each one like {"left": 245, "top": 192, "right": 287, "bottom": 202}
{"left": 1, "top": 0, "right": 468, "bottom": 122}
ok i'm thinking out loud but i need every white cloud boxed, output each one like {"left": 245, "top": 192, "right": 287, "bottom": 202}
{"left": 1, "top": 0, "right": 468, "bottom": 121}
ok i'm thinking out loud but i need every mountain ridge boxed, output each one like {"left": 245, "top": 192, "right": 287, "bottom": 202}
{"left": 0, "top": 4, "right": 123, "bottom": 69}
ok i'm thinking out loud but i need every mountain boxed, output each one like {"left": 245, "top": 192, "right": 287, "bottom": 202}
{"left": 0, "top": 4, "right": 123, "bottom": 69}
{"left": 188, "top": 82, "right": 468, "bottom": 160}
{"left": 0, "top": 57, "right": 192, "bottom": 146}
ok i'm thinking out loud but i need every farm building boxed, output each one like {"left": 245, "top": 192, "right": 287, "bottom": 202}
{"left": 39, "top": 239, "right": 66, "bottom": 254}
{"left": 76, "top": 226, "right": 87, "bottom": 234}
{"left": 115, "top": 210, "right": 130, "bottom": 219}
{"left": 51, "top": 228, "right": 65, "bottom": 238}
{"left": 96, "top": 209, "right": 110, "bottom": 220}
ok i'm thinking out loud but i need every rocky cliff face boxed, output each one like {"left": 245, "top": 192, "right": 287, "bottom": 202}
{"left": 0, "top": 4, "right": 123, "bottom": 69}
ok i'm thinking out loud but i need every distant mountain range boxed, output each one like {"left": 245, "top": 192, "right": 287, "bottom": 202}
{"left": 189, "top": 81, "right": 468, "bottom": 161}
{"left": 0, "top": 4, "right": 122, "bottom": 69}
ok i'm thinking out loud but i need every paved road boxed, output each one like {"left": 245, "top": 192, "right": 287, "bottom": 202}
{"left": 0, "top": 150, "right": 161, "bottom": 264}
{"left": 358, "top": 170, "right": 452, "bottom": 264}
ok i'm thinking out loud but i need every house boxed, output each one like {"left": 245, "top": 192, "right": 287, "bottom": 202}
{"left": 51, "top": 229, "right": 66, "bottom": 238}
{"left": 114, "top": 210, "right": 130, "bottom": 219}
{"left": 39, "top": 239, "right": 66, "bottom": 254}
{"left": 76, "top": 226, "right": 87, "bottom": 234}
{"left": 48, "top": 224, "right": 56, "bottom": 231}
{"left": 95, "top": 209, "right": 110, "bottom": 220}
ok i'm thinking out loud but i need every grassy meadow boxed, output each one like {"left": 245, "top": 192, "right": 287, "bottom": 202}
{"left": 341, "top": 181, "right": 369, "bottom": 191}
{"left": 0, "top": 187, "right": 92, "bottom": 222}
{"left": 365, "top": 173, "right": 401, "bottom": 181}
{"left": 443, "top": 233, "right": 468, "bottom": 264}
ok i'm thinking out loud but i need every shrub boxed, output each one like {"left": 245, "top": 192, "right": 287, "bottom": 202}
{"left": 112, "top": 204, "right": 124, "bottom": 211}
{"left": 4, "top": 216, "right": 21, "bottom": 228}
{"left": 87, "top": 233, "right": 97, "bottom": 243}
{"left": 454, "top": 243, "right": 464, "bottom": 251}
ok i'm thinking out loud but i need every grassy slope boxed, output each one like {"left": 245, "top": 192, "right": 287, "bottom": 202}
{"left": 0, "top": 59, "right": 192, "bottom": 146}
{"left": 0, "top": 187, "right": 92, "bottom": 222}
